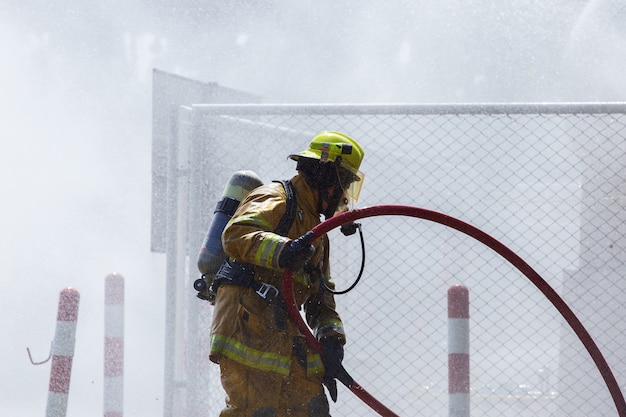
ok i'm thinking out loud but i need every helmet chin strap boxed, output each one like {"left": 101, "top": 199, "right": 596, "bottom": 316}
{"left": 318, "top": 185, "right": 345, "bottom": 219}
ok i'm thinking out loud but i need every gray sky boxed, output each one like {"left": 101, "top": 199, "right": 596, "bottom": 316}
{"left": 1, "top": 0, "right": 624, "bottom": 415}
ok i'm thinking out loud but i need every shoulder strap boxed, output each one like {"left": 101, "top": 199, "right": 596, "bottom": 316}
{"left": 274, "top": 180, "right": 297, "bottom": 236}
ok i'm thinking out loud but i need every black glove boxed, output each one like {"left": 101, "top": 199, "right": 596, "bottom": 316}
{"left": 278, "top": 231, "right": 315, "bottom": 270}
{"left": 320, "top": 337, "right": 345, "bottom": 403}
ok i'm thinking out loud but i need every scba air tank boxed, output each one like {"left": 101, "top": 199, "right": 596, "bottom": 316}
{"left": 195, "top": 170, "right": 263, "bottom": 303}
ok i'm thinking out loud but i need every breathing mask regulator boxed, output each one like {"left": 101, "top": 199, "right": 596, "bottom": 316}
{"left": 298, "top": 156, "right": 350, "bottom": 219}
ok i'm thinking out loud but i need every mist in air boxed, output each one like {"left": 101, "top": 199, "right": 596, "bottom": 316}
{"left": 1, "top": 0, "right": 624, "bottom": 415}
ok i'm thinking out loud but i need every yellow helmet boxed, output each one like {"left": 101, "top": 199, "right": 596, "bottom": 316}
{"left": 290, "top": 131, "right": 365, "bottom": 201}
{"left": 290, "top": 131, "right": 364, "bottom": 174}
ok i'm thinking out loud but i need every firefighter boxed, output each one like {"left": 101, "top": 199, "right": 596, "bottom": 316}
{"left": 209, "top": 131, "right": 365, "bottom": 417}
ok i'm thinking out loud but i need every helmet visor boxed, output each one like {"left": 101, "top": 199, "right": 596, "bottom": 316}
{"left": 346, "top": 171, "right": 365, "bottom": 202}
{"left": 337, "top": 167, "right": 365, "bottom": 202}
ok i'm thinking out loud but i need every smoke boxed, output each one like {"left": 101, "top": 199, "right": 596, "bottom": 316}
{"left": 562, "top": 0, "right": 626, "bottom": 100}
{"left": 1, "top": 0, "right": 624, "bottom": 415}
{"left": 0, "top": 5, "right": 161, "bottom": 416}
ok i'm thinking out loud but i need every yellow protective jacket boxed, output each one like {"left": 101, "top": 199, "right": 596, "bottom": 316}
{"left": 209, "top": 173, "right": 345, "bottom": 379}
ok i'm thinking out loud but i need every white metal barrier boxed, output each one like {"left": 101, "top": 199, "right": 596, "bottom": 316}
{"left": 152, "top": 98, "right": 626, "bottom": 416}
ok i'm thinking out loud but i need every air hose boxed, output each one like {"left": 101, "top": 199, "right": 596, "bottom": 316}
{"left": 325, "top": 222, "right": 366, "bottom": 295}
{"left": 283, "top": 205, "right": 626, "bottom": 417}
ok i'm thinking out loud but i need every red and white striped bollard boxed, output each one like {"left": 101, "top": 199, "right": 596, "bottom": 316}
{"left": 105, "top": 273, "right": 124, "bottom": 417}
{"left": 46, "top": 287, "right": 80, "bottom": 417}
{"left": 448, "top": 285, "right": 470, "bottom": 417}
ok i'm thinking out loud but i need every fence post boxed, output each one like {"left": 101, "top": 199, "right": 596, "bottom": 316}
{"left": 105, "top": 273, "right": 125, "bottom": 417}
{"left": 46, "top": 288, "right": 80, "bottom": 417}
{"left": 448, "top": 285, "right": 470, "bottom": 417}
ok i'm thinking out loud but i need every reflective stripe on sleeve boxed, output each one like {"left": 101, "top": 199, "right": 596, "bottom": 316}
{"left": 256, "top": 234, "right": 286, "bottom": 269}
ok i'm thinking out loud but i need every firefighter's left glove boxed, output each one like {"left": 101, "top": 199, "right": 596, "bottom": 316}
{"left": 278, "top": 231, "right": 315, "bottom": 271}
{"left": 321, "top": 337, "right": 345, "bottom": 403}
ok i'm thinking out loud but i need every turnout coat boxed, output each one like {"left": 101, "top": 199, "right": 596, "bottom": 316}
{"left": 209, "top": 173, "right": 346, "bottom": 380}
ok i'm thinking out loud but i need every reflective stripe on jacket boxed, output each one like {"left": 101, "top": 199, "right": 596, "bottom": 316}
{"left": 209, "top": 173, "right": 345, "bottom": 379}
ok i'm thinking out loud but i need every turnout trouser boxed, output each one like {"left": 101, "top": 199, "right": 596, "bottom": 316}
{"left": 218, "top": 352, "right": 330, "bottom": 417}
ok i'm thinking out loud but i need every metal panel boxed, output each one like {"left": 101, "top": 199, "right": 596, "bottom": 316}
{"left": 151, "top": 69, "right": 260, "bottom": 252}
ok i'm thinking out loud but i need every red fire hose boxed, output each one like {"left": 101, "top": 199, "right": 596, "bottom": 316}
{"left": 282, "top": 205, "right": 626, "bottom": 417}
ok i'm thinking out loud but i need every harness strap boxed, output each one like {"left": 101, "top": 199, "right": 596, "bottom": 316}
{"left": 274, "top": 180, "right": 296, "bottom": 236}
{"left": 215, "top": 259, "right": 286, "bottom": 329}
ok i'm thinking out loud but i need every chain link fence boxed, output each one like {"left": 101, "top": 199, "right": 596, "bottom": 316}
{"left": 156, "top": 100, "right": 626, "bottom": 417}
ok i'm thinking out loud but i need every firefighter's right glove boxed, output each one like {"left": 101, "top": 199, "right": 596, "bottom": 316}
{"left": 278, "top": 231, "right": 315, "bottom": 271}
{"left": 321, "top": 337, "right": 345, "bottom": 403}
